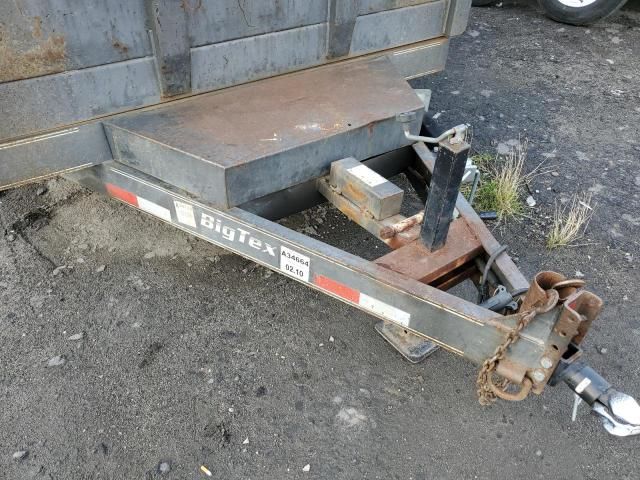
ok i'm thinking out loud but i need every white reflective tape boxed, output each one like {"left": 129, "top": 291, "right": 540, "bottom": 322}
{"left": 279, "top": 246, "right": 310, "bottom": 282}
{"left": 173, "top": 200, "right": 197, "bottom": 228}
{"left": 137, "top": 197, "right": 172, "bottom": 222}
{"left": 359, "top": 293, "right": 410, "bottom": 326}
{"left": 575, "top": 377, "right": 592, "bottom": 394}
{"left": 348, "top": 164, "right": 386, "bottom": 187}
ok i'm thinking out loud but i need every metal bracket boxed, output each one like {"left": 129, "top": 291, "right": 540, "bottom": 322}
{"left": 375, "top": 321, "right": 439, "bottom": 363}
{"left": 146, "top": 0, "right": 191, "bottom": 97}
{"left": 462, "top": 158, "right": 481, "bottom": 205}
{"left": 414, "top": 89, "right": 432, "bottom": 113}
{"left": 328, "top": 158, "right": 404, "bottom": 220}
{"left": 327, "top": 0, "right": 359, "bottom": 58}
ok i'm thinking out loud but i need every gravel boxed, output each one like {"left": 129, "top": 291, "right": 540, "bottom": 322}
{"left": 12, "top": 451, "right": 28, "bottom": 461}
{"left": 46, "top": 356, "right": 66, "bottom": 367}
{"left": 158, "top": 461, "right": 171, "bottom": 474}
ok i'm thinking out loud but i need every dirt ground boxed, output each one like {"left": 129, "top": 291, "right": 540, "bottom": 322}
{"left": 1, "top": 2, "right": 640, "bottom": 479}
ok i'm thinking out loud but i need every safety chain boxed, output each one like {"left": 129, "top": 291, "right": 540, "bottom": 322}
{"left": 476, "top": 289, "right": 559, "bottom": 405}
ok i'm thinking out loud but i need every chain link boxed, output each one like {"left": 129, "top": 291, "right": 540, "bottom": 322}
{"left": 477, "top": 289, "right": 559, "bottom": 405}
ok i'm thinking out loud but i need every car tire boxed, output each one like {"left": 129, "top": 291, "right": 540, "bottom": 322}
{"left": 472, "top": 0, "right": 497, "bottom": 6}
{"left": 537, "top": 0, "right": 628, "bottom": 25}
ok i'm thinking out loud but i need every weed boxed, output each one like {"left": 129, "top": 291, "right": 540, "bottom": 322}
{"left": 468, "top": 141, "right": 528, "bottom": 221}
{"left": 469, "top": 153, "right": 494, "bottom": 172}
{"left": 547, "top": 193, "right": 594, "bottom": 249}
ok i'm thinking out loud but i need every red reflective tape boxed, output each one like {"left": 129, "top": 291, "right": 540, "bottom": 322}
{"left": 314, "top": 274, "right": 360, "bottom": 303}
{"left": 106, "top": 183, "right": 138, "bottom": 206}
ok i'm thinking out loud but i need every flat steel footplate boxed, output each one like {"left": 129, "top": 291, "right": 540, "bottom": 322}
{"left": 104, "top": 57, "right": 423, "bottom": 210}
{"left": 375, "top": 321, "right": 439, "bottom": 364}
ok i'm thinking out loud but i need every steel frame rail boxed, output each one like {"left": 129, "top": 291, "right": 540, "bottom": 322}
{"left": 65, "top": 158, "right": 569, "bottom": 390}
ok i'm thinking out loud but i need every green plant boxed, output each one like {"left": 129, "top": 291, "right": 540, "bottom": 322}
{"left": 469, "top": 153, "right": 494, "bottom": 172}
{"left": 468, "top": 141, "right": 528, "bottom": 221}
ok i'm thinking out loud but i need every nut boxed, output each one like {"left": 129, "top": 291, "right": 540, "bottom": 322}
{"left": 532, "top": 370, "right": 546, "bottom": 383}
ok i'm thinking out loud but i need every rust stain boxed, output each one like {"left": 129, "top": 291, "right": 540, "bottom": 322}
{"left": 342, "top": 182, "right": 367, "bottom": 206}
{"left": 32, "top": 17, "right": 42, "bottom": 39}
{"left": 180, "top": 0, "right": 203, "bottom": 12}
{"left": 384, "top": 224, "right": 420, "bottom": 249}
{"left": 0, "top": 34, "right": 66, "bottom": 83}
{"left": 112, "top": 39, "right": 129, "bottom": 55}
{"left": 380, "top": 211, "right": 423, "bottom": 239}
{"left": 367, "top": 122, "right": 374, "bottom": 136}
{"left": 374, "top": 219, "right": 483, "bottom": 285}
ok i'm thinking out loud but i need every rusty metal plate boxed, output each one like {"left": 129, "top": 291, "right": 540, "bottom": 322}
{"left": 374, "top": 219, "right": 483, "bottom": 285}
{"left": 105, "top": 56, "right": 424, "bottom": 209}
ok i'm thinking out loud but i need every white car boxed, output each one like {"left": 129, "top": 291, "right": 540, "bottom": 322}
{"left": 472, "top": 0, "right": 628, "bottom": 25}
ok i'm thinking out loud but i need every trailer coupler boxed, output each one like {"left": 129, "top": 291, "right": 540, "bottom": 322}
{"left": 550, "top": 346, "right": 640, "bottom": 437}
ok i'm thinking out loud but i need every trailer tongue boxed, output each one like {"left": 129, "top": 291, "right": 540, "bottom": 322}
{"left": 1, "top": 0, "right": 638, "bottom": 437}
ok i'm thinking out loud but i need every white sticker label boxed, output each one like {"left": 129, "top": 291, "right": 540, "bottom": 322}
{"left": 137, "top": 197, "right": 172, "bottom": 223}
{"left": 174, "top": 200, "right": 197, "bottom": 228}
{"left": 575, "top": 377, "right": 592, "bottom": 394}
{"left": 280, "top": 246, "right": 310, "bottom": 282}
{"left": 359, "top": 293, "right": 411, "bottom": 327}
{"left": 347, "top": 164, "right": 386, "bottom": 188}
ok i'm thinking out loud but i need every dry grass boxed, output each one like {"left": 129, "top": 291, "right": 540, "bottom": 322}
{"left": 547, "top": 193, "right": 594, "bottom": 249}
{"left": 492, "top": 142, "right": 527, "bottom": 219}
{"left": 473, "top": 141, "right": 529, "bottom": 221}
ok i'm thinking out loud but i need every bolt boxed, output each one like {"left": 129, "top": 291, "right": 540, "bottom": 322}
{"left": 395, "top": 112, "right": 417, "bottom": 124}
{"left": 540, "top": 357, "right": 553, "bottom": 369}
{"left": 532, "top": 370, "right": 546, "bottom": 383}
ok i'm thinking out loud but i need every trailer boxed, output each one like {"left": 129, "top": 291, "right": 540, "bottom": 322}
{"left": 1, "top": 0, "right": 639, "bottom": 437}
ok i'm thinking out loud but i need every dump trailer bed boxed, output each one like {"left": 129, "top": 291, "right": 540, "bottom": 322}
{"left": 0, "top": 0, "right": 469, "bottom": 188}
